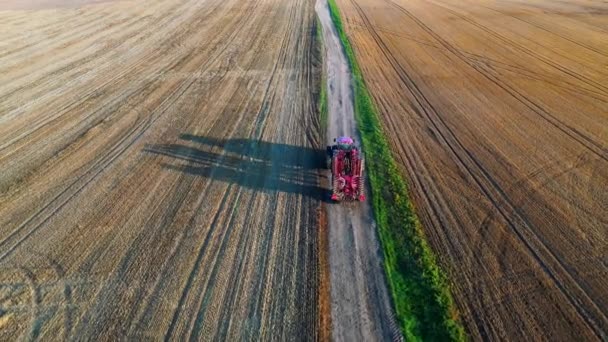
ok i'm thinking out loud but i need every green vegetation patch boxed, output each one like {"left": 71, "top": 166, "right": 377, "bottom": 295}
{"left": 316, "top": 16, "right": 328, "bottom": 131}
{"left": 326, "top": 0, "right": 466, "bottom": 340}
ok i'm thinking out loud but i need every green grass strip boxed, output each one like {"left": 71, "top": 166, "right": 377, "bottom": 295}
{"left": 316, "top": 16, "right": 328, "bottom": 131}
{"left": 326, "top": 0, "right": 466, "bottom": 340}
{"left": 318, "top": 73, "right": 328, "bottom": 131}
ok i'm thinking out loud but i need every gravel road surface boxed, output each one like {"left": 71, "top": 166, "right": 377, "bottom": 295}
{"left": 316, "top": 0, "right": 401, "bottom": 340}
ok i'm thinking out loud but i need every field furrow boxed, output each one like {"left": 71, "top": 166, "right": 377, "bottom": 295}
{"left": 334, "top": 0, "right": 608, "bottom": 339}
{"left": 0, "top": 0, "right": 326, "bottom": 339}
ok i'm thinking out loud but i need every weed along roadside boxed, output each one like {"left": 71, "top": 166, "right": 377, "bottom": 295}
{"left": 326, "top": 0, "right": 466, "bottom": 340}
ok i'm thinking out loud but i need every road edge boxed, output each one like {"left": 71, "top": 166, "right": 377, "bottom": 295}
{"left": 325, "top": 0, "right": 466, "bottom": 340}
{"left": 313, "top": 14, "right": 333, "bottom": 342}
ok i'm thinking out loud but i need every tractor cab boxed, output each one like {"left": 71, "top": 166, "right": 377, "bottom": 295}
{"left": 336, "top": 136, "right": 355, "bottom": 150}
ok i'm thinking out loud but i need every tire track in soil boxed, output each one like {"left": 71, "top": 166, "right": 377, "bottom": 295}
{"left": 0, "top": 0, "right": 224, "bottom": 155}
{"left": 333, "top": 0, "right": 608, "bottom": 339}
{"left": 387, "top": 0, "right": 607, "bottom": 163}
{"left": 0, "top": 0, "right": 259, "bottom": 255}
{"left": 0, "top": 0, "right": 325, "bottom": 339}
{"left": 378, "top": 3, "right": 608, "bottom": 338}
{"left": 354, "top": 0, "right": 607, "bottom": 337}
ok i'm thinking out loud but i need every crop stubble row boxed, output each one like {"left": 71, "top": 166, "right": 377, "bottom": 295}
{"left": 0, "top": 0, "right": 326, "bottom": 340}
{"left": 334, "top": 0, "right": 608, "bottom": 340}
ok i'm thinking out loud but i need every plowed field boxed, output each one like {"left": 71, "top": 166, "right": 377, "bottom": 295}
{"left": 334, "top": 0, "right": 608, "bottom": 340}
{"left": 0, "top": 0, "right": 326, "bottom": 339}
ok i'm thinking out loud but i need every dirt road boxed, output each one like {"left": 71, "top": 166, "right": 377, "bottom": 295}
{"left": 316, "top": 0, "right": 401, "bottom": 340}
{"left": 0, "top": 0, "right": 325, "bottom": 339}
{"left": 334, "top": 0, "right": 608, "bottom": 340}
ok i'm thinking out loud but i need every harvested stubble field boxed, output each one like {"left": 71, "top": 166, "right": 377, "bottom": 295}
{"left": 0, "top": 0, "right": 329, "bottom": 339}
{"left": 334, "top": 0, "right": 608, "bottom": 340}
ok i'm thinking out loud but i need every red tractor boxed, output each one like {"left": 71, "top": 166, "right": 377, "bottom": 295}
{"left": 326, "top": 136, "right": 365, "bottom": 202}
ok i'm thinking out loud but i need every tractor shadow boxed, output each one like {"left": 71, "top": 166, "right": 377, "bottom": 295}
{"left": 145, "top": 134, "right": 330, "bottom": 202}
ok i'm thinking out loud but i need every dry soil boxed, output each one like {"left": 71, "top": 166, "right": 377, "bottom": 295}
{"left": 334, "top": 0, "right": 608, "bottom": 340}
{"left": 0, "top": 0, "right": 325, "bottom": 339}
